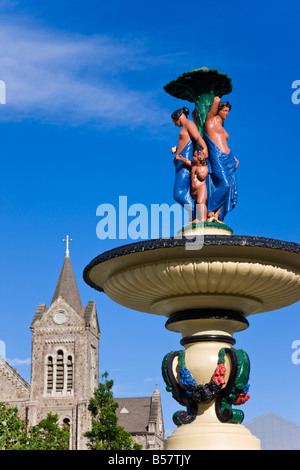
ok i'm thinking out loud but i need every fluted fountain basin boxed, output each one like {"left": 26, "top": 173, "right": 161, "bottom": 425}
{"left": 83, "top": 234, "right": 300, "bottom": 450}
{"left": 83, "top": 235, "right": 300, "bottom": 319}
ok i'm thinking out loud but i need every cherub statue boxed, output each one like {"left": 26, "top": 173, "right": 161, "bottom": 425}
{"left": 176, "top": 147, "right": 208, "bottom": 222}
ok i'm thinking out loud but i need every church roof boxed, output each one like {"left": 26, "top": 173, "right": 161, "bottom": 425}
{"left": 115, "top": 389, "right": 163, "bottom": 434}
{"left": 51, "top": 254, "right": 83, "bottom": 314}
{"left": 0, "top": 355, "right": 30, "bottom": 398}
{"left": 115, "top": 397, "right": 152, "bottom": 433}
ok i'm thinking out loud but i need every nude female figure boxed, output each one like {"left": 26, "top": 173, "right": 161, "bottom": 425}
{"left": 171, "top": 107, "right": 208, "bottom": 221}
{"left": 172, "top": 107, "right": 208, "bottom": 160}
{"left": 204, "top": 97, "right": 239, "bottom": 222}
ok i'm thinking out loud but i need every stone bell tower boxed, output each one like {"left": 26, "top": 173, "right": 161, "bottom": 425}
{"left": 29, "top": 236, "right": 100, "bottom": 450}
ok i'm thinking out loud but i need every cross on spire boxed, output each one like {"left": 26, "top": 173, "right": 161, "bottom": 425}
{"left": 63, "top": 235, "right": 72, "bottom": 257}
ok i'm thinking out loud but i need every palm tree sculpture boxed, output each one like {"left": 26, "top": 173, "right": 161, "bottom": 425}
{"left": 164, "top": 67, "right": 232, "bottom": 136}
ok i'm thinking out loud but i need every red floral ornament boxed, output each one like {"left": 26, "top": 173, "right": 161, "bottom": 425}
{"left": 211, "top": 362, "right": 226, "bottom": 385}
{"left": 233, "top": 393, "right": 250, "bottom": 405}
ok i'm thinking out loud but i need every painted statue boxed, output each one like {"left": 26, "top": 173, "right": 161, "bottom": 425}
{"left": 171, "top": 107, "right": 208, "bottom": 222}
{"left": 176, "top": 147, "right": 208, "bottom": 222}
{"left": 165, "top": 68, "right": 237, "bottom": 224}
{"left": 204, "top": 96, "right": 239, "bottom": 222}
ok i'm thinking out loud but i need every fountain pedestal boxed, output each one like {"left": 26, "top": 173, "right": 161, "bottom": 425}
{"left": 163, "top": 310, "right": 260, "bottom": 449}
{"left": 83, "top": 235, "right": 300, "bottom": 450}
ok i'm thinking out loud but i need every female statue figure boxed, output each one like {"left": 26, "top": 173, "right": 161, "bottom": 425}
{"left": 204, "top": 97, "right": 239, "bottom": 222}
{"left": 171, "top": 107, "right": 208, "bottom": 222}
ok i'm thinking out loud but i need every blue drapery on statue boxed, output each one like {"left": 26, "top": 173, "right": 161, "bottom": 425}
{"left": 204, "top": 132, "right": 238, "bottom": 221}
{"left": 173, "top": 138, "right": 196, "bottom": 220}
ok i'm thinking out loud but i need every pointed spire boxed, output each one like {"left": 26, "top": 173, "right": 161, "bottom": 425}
{"left": 51, "top": 236, "right": 82, "bottom": 313}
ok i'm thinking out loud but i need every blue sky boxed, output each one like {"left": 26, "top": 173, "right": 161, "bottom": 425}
{"left": 0, "top": 0, "right": 299, "bottom": 438}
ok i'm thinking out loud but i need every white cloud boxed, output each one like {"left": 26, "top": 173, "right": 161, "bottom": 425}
{"left": 7, "top": 357, "right": 31, "bottom": 366}
{"left": 0, "top": 20, "right": 169, "bottom": 128}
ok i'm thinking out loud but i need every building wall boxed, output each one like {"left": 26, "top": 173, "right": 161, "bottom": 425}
{"left": 0, "top": 356, "right": 30, "bottom": 421}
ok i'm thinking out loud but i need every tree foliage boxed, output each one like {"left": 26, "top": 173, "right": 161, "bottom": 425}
{"left": 25, "top": 412, "right": 70, "bottom": 450}
{"left": 84, "top": 372, "right": 142, "bottom": 450}
{"left": 0, "top": 403, "right": 69, "bottom": 450}
{"left": 0, "top": 403, "right": 27, "bottom": 450}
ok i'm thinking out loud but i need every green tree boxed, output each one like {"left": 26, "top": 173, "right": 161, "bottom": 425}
{"left": 84, "top": 372, "right": 142, "bottom": 450}
{"left": 0, "top": 402, "right": 69, "bottom": 450}
{"left": 0, "top": 402, "right": 27, "bottom": 450}
{"left": 26, "top": 412, "right": 70, "bottom": 450}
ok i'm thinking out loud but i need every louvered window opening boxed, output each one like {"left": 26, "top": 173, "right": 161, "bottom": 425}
{"left": 46, "top": 351, "right": 73, "bottom": 395}
{"left": 47, "top": 356, "right": 53, "bottom": 391}
{"left": 56, "top": 350, "right": 64, "bottom": 391}
{"left": 67, "top": 356, "right": 73, "bottom": 392}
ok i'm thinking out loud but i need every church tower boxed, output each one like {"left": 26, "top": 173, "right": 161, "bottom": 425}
{"left": 29, "top": 236, "right": 100, "bottom": 450}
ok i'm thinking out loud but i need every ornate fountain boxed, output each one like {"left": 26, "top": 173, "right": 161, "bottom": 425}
{"left": 83, "top": 68, "right": 300, "bottom": 450}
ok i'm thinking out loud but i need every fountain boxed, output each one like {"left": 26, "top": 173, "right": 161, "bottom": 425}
{"left": 83, "top": 68, "right": 300, "bottom": 450}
